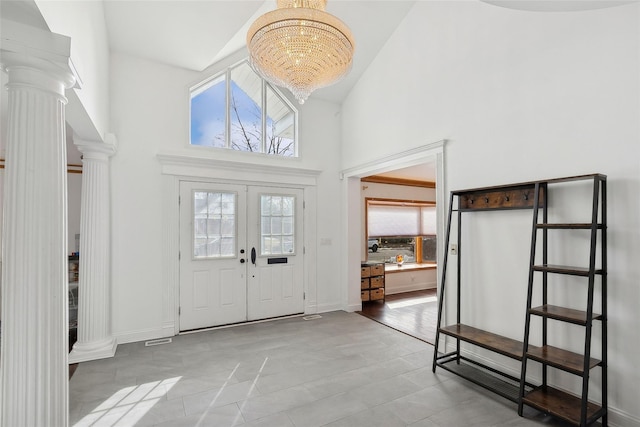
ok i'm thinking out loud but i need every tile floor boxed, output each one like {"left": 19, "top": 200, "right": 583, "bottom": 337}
{"left": 70, "top": 311, "right": 574, "bottom": 427}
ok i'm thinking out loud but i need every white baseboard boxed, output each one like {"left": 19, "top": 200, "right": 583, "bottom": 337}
{"left": 386, "top": 282, "right": 437, "bottom": 295}
{"left": 609, "top": 408, "right": 640, "bottom": 427}
{"left": 161, "top": 321, "right": 176, "bottom": 337}
{"left": 115, "top": 327, "right": 166, "bottom": 345}
{"left": 316, "top": 302, "right": 344, "bottom": 313}
{"left": 345, "top": 303, "right": 362, "bottom": 312}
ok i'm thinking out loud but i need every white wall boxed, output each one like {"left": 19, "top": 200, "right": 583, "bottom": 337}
{"left": 109, "top": 51, "right": 345, "bottom": 341}
{"left": 35, "top": 0, "right": 110, "bottom": 141}
{"left": 342, "top": 2, "right": 639, "bottom": 425}
{"left": 385, "top": 269, "right": 437, "bottom": 294}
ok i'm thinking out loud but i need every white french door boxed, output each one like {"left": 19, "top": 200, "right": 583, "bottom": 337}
{"left": 247, "top": 186, "right": 304, "bottom": 321}
{"left": 179, "top": 182, "right": 247, "bottom": 331}
{"left": 179, "top": 181, "right": 304, "bottom": 331}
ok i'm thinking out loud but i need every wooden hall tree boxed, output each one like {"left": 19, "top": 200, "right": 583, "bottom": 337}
{"left": 432, "top": 174, "right": 607, "bottom": 427}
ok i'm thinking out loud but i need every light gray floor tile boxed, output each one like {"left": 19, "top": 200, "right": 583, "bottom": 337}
{"left": 407, "top": 417, "right": 440, "bottom": 427}
{"left": 68, "top": 311, "right": 579, "bottom": 427}
{"left": 182, "top": 380, "right": 261, "bottom": 416}
{"left": 285, "top": 391, "right": 369, "bottom": 427}
{"left": 240, "top": 411, "right": 296, "bottom": 427}
{"left": 165, "top": 373, "right": 240, "bottom": 401}
{"left": 426, "top": 395, "right": 522, "bottom": 426}
{"left": 153, "top": 402, "right": 245, "bottom": 427}
{"left": 380, "top": 378, "right": 482, "bottom": 424}
{"left": 322, "top": 404, "right": 407, "bottom": 427}
{"left": 345, "top": 374, "right": 423, "bottom": 408}
{"left": 400, "top": 348, "right": 435, "bottom": 369}
{"left": 238, "top": 385, "right": 318, "bottom": 421}
{"left": 303, "top": 368, "right": 374, "bottom": 399}
{"left": 401, "top": 365, "right": 453, "bottom": 388}
{"left": 348, "top": 355, "right": 420, "bottom": 383}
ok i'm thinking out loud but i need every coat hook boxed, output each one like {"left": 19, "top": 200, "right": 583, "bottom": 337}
{"left": 484, "top": 197, "right": 489, "bottom": 203}
{"left": 505, "top": 194, "right": 510, "bottom": 202}
{"left": 523, "top": 193, "right": 529, "bottom": 201}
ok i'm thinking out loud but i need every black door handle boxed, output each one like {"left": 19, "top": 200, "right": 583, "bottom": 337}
{"left": 251, "top": 247, "right": 256, "bottom": 265}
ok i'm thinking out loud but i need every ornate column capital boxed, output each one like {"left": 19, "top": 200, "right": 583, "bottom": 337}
{"left": 1, "top": 19, "right": 80, "bottom": 92}
{"left": 75, "top": 134, "right": 118, "bottom": 160}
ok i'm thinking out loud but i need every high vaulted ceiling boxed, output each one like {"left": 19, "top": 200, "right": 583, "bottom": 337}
{"left": 102, "top": 0, "right": 417, "bottom": 104}
{"left": 3, "top": 0, "right": 631, "bottom": 171}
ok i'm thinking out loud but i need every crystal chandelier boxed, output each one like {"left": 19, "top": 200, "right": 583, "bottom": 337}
{"left": 247, "top": 0, "right": 355, "bottom": 104}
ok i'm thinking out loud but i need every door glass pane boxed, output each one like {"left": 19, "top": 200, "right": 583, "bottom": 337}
{"left": 193, "top": 191, "right": 236, "bottom": 258}
{"left": 260, "top": 194, "right": 295, "bottom": 255}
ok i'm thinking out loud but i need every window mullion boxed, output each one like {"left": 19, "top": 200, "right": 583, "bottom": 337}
{"left": 261, "top": 80, "right": 267, "bottom": 153}
{"left": 225, "top": 68, "right": 231, "bottom": 149}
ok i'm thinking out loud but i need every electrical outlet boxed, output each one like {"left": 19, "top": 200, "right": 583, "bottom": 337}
{"left": 450, "top": 244, "right": 458, "bottom": 255}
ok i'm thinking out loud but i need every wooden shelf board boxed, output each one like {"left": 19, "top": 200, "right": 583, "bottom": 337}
{"left": 451, "top": 174, "right": 605, "bottom": 196}
{"left": 439, "top": 324, "right": 535, "bottom": 361}
{"left": 526, "top": 345, "right": 601, "bottom": 375}
{"left": 529, "top": 305, "right": 601, "bottom": 325}
{"left": 536, "top": 223, "right": 603, "bottom": 230}
{"left": 532, "top": 264, "right": 602, "bottom": 276}
{"left": 523, "top": 386, "right": 604, "bottom": 426}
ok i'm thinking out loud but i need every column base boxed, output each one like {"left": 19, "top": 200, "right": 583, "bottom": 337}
{"left": 69, "top": 336, "right": 117, "bottom": 364}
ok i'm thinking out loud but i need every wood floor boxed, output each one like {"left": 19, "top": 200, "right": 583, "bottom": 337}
{"left": 357, "top": 289, "right": 438, "bottom": 344}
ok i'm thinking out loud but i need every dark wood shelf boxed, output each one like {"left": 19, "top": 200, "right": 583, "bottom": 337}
{"left": 523, "top": 386, "right": 604, "bottom": 426}
{"left": 536, "top": 223, "right": 603, "bottom": 230}
{"left": 439, "top": 324, "right": 536, "bottom": 361}
{"left": 526, "top": 345, "right": 601, "bottom": 376}
{"left": 450, "top": 173, "right": 604, "bottom": 196}
{"left": 532, "top": 264, "right": 603, "bottom": 276}
{"left": 529, "top": 305, "right": 601, "bottom": 325}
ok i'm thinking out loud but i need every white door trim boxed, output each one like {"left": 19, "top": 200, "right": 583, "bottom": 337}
{"left": 340, "top": 140, "right": 446, "bottom": 312}
{"left": 158, "top": 152, "right": 319, "bottom": 336}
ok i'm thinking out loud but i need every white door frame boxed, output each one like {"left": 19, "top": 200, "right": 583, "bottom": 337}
{"left": 340, "top": 141, "right": 447, "bottom": 312}
{"left": 157, "top": 153, "right": 321, "bottom": 337}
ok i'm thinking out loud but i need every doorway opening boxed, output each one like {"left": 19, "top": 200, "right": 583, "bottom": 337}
{"left": 341, "top": 141, "right": 445, "bottom": 345}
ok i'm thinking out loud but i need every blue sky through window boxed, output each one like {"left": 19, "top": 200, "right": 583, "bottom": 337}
{"left": 190, "top": 77, "right": 225, "bottom": 147}
{"left": 190, "top": 62, "right": 296, "bottom": 156}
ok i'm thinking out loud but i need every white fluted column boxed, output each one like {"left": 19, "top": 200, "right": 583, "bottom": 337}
{"left": 0, "top": 36, "right": 77, "bottom": 427}
{"left": 69, "top": 139, "right": 117, "bottom": 363}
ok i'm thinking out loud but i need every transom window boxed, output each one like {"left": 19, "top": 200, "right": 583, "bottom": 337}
{"left": 190, "top": 60, "right": 297, "bottom": 157}
{"left": 260, "top": 195, "right": 295, "bottom": 256}
{"left": 193, "top": 191, "right": 236, "bottom": 258}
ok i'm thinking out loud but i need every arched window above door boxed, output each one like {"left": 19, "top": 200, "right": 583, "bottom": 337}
{"left": 190, "top": 60, "right": 298, "bottom": 158}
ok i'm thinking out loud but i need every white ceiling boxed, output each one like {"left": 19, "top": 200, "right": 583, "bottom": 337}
{"left": 483, "top": 0, "right": 635, "bottom": 12}
{"left": 372, "top": 163, "right": 437, "bottom": 182}
{"left": 5, "top": 0, "right": 631, "bottom": 175}
{"left": 102, "top": 0, "right": 417, "bottom": 104}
